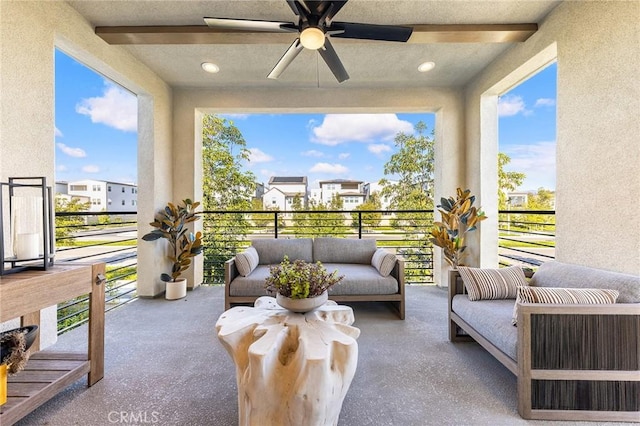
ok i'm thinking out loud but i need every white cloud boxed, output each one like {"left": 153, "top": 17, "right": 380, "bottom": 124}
{"left": 535, "top": 98, "right": 556, "bottom": 107}
{"left": 76, "top": 82, "right": 137, "bottom": 132}
{"left": 309, "top": 162, "right": 349, "bottom": 175}
{"left": 301, "top": 149, "right": 325, "bottom": 157}
{"left": 56, "top": 142, "right": 86, "bottom": 158}
{"left": 311, "top": 114, "right": 413, "bottom": 146}
{"left": 248, "top": 148, "right": 274, "bottom": 164}
{"left": 498, "top": 95, "right": 529, "bottom": 117}
{"left": 57, "top": 164, "right": 68, "bottom": 172}
{"left": 55, "top": 127, "right": 63, "bottom": 137}
{"left": 502, "top": 141, "right": 556, "bottom": 191}
{"left": 338, "top": 152, "right": 350, "bottom": 160}
{"left": 368, "top": 144, "right": 392, "bottom": 155}
{"left": 82, "top": 165, "right": 101, "bottom": 173}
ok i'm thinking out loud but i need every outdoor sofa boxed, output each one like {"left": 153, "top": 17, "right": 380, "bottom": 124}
{"left": 448, "top": 261, "right": 640, "bottom": 422}
{"left": 224, "top": 237, "right": 405, "bottom": 319}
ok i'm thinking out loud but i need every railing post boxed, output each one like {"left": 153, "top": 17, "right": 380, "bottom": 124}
{"left": 358, "top": 211, "right": 362, "bottom": 239}
{"left": 274, "top": 211, "right": 278, "bottom": 239}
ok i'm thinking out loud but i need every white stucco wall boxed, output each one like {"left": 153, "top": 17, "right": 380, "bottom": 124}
{"left": 465, "top": 1, "right": 640, "bottom": 274}
{"left": 1, "top": 1, "right": 173, "bottom": 346}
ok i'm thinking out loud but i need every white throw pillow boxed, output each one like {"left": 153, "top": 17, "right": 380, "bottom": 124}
{"left": 512, "top": 286, "right": 619, "bottom": 325}
{"left": 457, "top": 266, "right": 528, "bottom": 301}
{"left": 235, "top": 246, "right": 259, "bottom": 277}
{"left": 371, "top": 248, "right": 396, "bottom": 277}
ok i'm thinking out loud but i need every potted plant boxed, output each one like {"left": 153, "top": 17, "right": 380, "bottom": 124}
{"left": 1, "top": 325, "right": 39, "bottom": 406}
{"left": 429, "top": 188, "right": 487, "bottom": 268}
{"left": 265, "top": 256, "right": 344, "bottom": 313}
{"left": 142, "top": 199, "right": 203, "bottom": 300}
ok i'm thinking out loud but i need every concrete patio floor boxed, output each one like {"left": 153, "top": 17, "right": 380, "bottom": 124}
{"left": 14, "top": 285, "right": 636, "bottom": 426}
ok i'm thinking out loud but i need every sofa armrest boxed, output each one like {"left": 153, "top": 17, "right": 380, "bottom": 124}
{"left": 517, "top": 302, "right": 640, "bottom": 420}
{"left": 224, "top": 258, "right": 239, "bottom": 310}
{"left": 389, "top": 257, "right": 405, "bottom": 291}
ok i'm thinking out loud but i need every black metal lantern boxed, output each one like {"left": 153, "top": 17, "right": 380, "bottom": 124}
{"left": 0, "top": 177, "right": 54, "bottom": 275}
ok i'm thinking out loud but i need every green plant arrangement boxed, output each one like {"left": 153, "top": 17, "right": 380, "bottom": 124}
{"left": 429, "top": 188, "right": 487, "bottom": 268}
{"left": 142, "top": 199, "right": 203, "bottom": 282}
{"left": 265, "top": 256, "right": 344, "bottom": 299}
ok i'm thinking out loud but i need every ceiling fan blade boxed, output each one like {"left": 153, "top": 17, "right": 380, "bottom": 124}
{"left": 329, "top": 22, "right": 413, "bottom": 42}
{"left": 318, "top": 37, "right": 349, "bottom": 83}
{"left": 321, "top": 1, "right": 348, "bottom": 23}
{"left": 267, "top": 38, "right": 305, "bottom": 80}
{"left": 204, "top": 17, "right": 296, "bottom": 33}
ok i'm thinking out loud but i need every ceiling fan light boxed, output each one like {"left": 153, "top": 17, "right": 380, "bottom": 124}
{"left": 300, "top": 27, "right": 325, "bottom": 50}
{"left": 201, "top": 62, "right": 220, "bottom": 73}
{"left": 418, "top": 61, "right": 436, "bottom": 73}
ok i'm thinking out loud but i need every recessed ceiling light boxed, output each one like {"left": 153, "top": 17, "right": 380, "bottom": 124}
{"left": 201, "top": 62, "right": 220, "bottom": 73}
{"left": 418, "top": 62, "right": 436, "bottom": 73}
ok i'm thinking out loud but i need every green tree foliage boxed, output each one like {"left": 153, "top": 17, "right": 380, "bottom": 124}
{"left": 292, "top": 194, "right": 346, "bottom": 238}
{"left": 522, "top": 188, "right": 555, "bottom": 231}
{"left": 378, "top": 121, "right": 436, "bottom": 283}
{"left": 201, "top": 114, "right": 256, "bottom": 283}
{"left": 379, "top": 121, "right": 435, "bottom": 212}
{"left": 54, "top": 196, "right": 90, "bottom": 246}
{"left": 498, "top": 153, "right": 526, "bottom": 209}
{"left": 250, "top": 198, "right": 284, "bottom": 230}
{"left": 351, "top": 192, "right": 382, "bottom": 231}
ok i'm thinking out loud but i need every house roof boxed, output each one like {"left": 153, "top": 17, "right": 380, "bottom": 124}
{"left": 269, "top": 176, "right": 308, "bottom": 185}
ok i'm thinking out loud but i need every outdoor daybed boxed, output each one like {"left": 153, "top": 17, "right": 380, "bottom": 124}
{"left": 448, "top": 261, "right": 640, "bottom": 422}
{"left": 224, "top": 237, "right": 405, "bottom": 319}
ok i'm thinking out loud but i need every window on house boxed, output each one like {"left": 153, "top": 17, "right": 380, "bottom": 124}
{"left": 121, "top": 187, "right": 125, "bottom": 193}
{"left": 131, "top": 188, "right": 135, "bottom": 194}
{"left": 122, "top": 200, "right": 125, "bottom": 205}
{"left": 70, "top": 185, "right": 87, "bottom": 191}
{"left": 108, "top": 186, "right": 112, "bottom": 192}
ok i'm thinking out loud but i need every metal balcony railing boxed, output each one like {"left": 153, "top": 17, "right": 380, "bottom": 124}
{"left": 498, "top": 209, "right": 556, "bottom": 269}
{"left": 52, "top": 208, "right": 556, "bottom": 333}
{"left": 201, "top": 209, "right": 435, "bottom": 285}
{"left": 55, "top": 211, "right": 138, "bottom": 334}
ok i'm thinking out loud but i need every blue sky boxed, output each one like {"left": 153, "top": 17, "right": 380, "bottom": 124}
{"left": 55, "top": 49, "right": 556, "bottom": 192}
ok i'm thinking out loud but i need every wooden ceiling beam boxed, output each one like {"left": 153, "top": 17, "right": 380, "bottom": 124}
{"left": 95, "top": 23, "right": 537, "bottom": 45}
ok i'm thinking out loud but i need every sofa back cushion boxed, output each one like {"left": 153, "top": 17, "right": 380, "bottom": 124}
{"left": 313, "top": 238, "right": 377, "bottom": 264}
{"left": 252, "top": 238, "right": 313, "bottom": 265}
{"left": 530, "top": 261, "right": 640, "bottom": 303}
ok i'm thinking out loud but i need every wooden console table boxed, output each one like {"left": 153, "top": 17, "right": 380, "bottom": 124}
{"left": 0, "top": 263, "right": 105, "bottom": 426}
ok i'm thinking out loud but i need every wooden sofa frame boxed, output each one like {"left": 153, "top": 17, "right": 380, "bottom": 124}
{"left": 224, "top": 257, "right": 405, "bottom": 319}
{"left": 448, "top": 270, "right": 640, "bottom": 422}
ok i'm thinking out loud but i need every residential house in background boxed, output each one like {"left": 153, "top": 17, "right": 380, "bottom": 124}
{"left": 63, "top": 179, "right": 137, "bottom": 212}
{"left": 263, "top": 176, "right": 308, "bottom": 211}
{"left": 318, "top": 179, "right": 366, "bottom": 209}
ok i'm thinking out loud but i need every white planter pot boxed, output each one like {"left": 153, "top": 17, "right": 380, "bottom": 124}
{"left": 165, "top": 278, "right": 187, "bottom": 300}
{"left": 276, "top": 291, "right": 328, "bottom": 313}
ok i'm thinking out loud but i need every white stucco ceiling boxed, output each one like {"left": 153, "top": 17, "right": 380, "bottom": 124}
{"left": 67, "top": 0, "right": 561, "bottom": 89}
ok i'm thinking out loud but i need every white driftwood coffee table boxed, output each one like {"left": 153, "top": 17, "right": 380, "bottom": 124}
{"left": 216, "top": 296, "right": 360, "bottom": 426}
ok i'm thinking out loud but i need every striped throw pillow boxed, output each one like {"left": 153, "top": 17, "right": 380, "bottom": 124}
{"left": 235, "top": 246, "right": 259, "bottom": 277}
{"left": 457, "top": 266, "right": 528, "bottom": 301}
{"left": 371, "top": 248, "right": 396, "bottom": 277}
{"left": 512, "top": 286, "right": 619, "bottom": 325}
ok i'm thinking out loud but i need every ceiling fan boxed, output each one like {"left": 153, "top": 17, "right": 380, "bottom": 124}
{"left": 203, "top": 0, "right": 413, "bottom": 83}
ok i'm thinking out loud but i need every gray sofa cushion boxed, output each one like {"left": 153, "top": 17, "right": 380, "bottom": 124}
{"left": 452, "top": 295, "right": 517, "bottom": 360}
{"left": 251, "top": 238, "right": 313, "bottom": 265}
{"left": 313, "top": 237, "right": 377, "bottom": 264}
{"left": 530, "top": 261, "right": 640, "bottom": 303}
{"left": 229, "top": 265, "right": 275, "bottom": 297}
{"left": 323, "top": 263, "right": 398, "bottom": 295}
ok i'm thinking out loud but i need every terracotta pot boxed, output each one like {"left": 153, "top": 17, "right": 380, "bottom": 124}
{"left": 165, "top": 278, "right": 187, "bottom": 300}
{"left": 276, "top": 291, "right": 328, "bottom": 313}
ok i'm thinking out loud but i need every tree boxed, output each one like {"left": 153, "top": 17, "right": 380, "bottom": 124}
{"left": 378, "top": 121, "right": 436, "bottom": 283}
{"left": 54, "top": 196, "right": 91, "bottom": 246}
{"left": 498, "top": 153, "right": 526, "bottom": 209}
{"left": 201, "top": 114, "right": 257, "bottom": 283}
{"left": 523, "top": 188, "right": 555, "bottom": 231}
{"left": 292, "top": 194, "right": 346, "bottom": 238}
{"left": 379, "top": 121, "right": 435, "bottom": 212}
{"left": 351, "top": 193, "right": 382, "bottom": 231}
